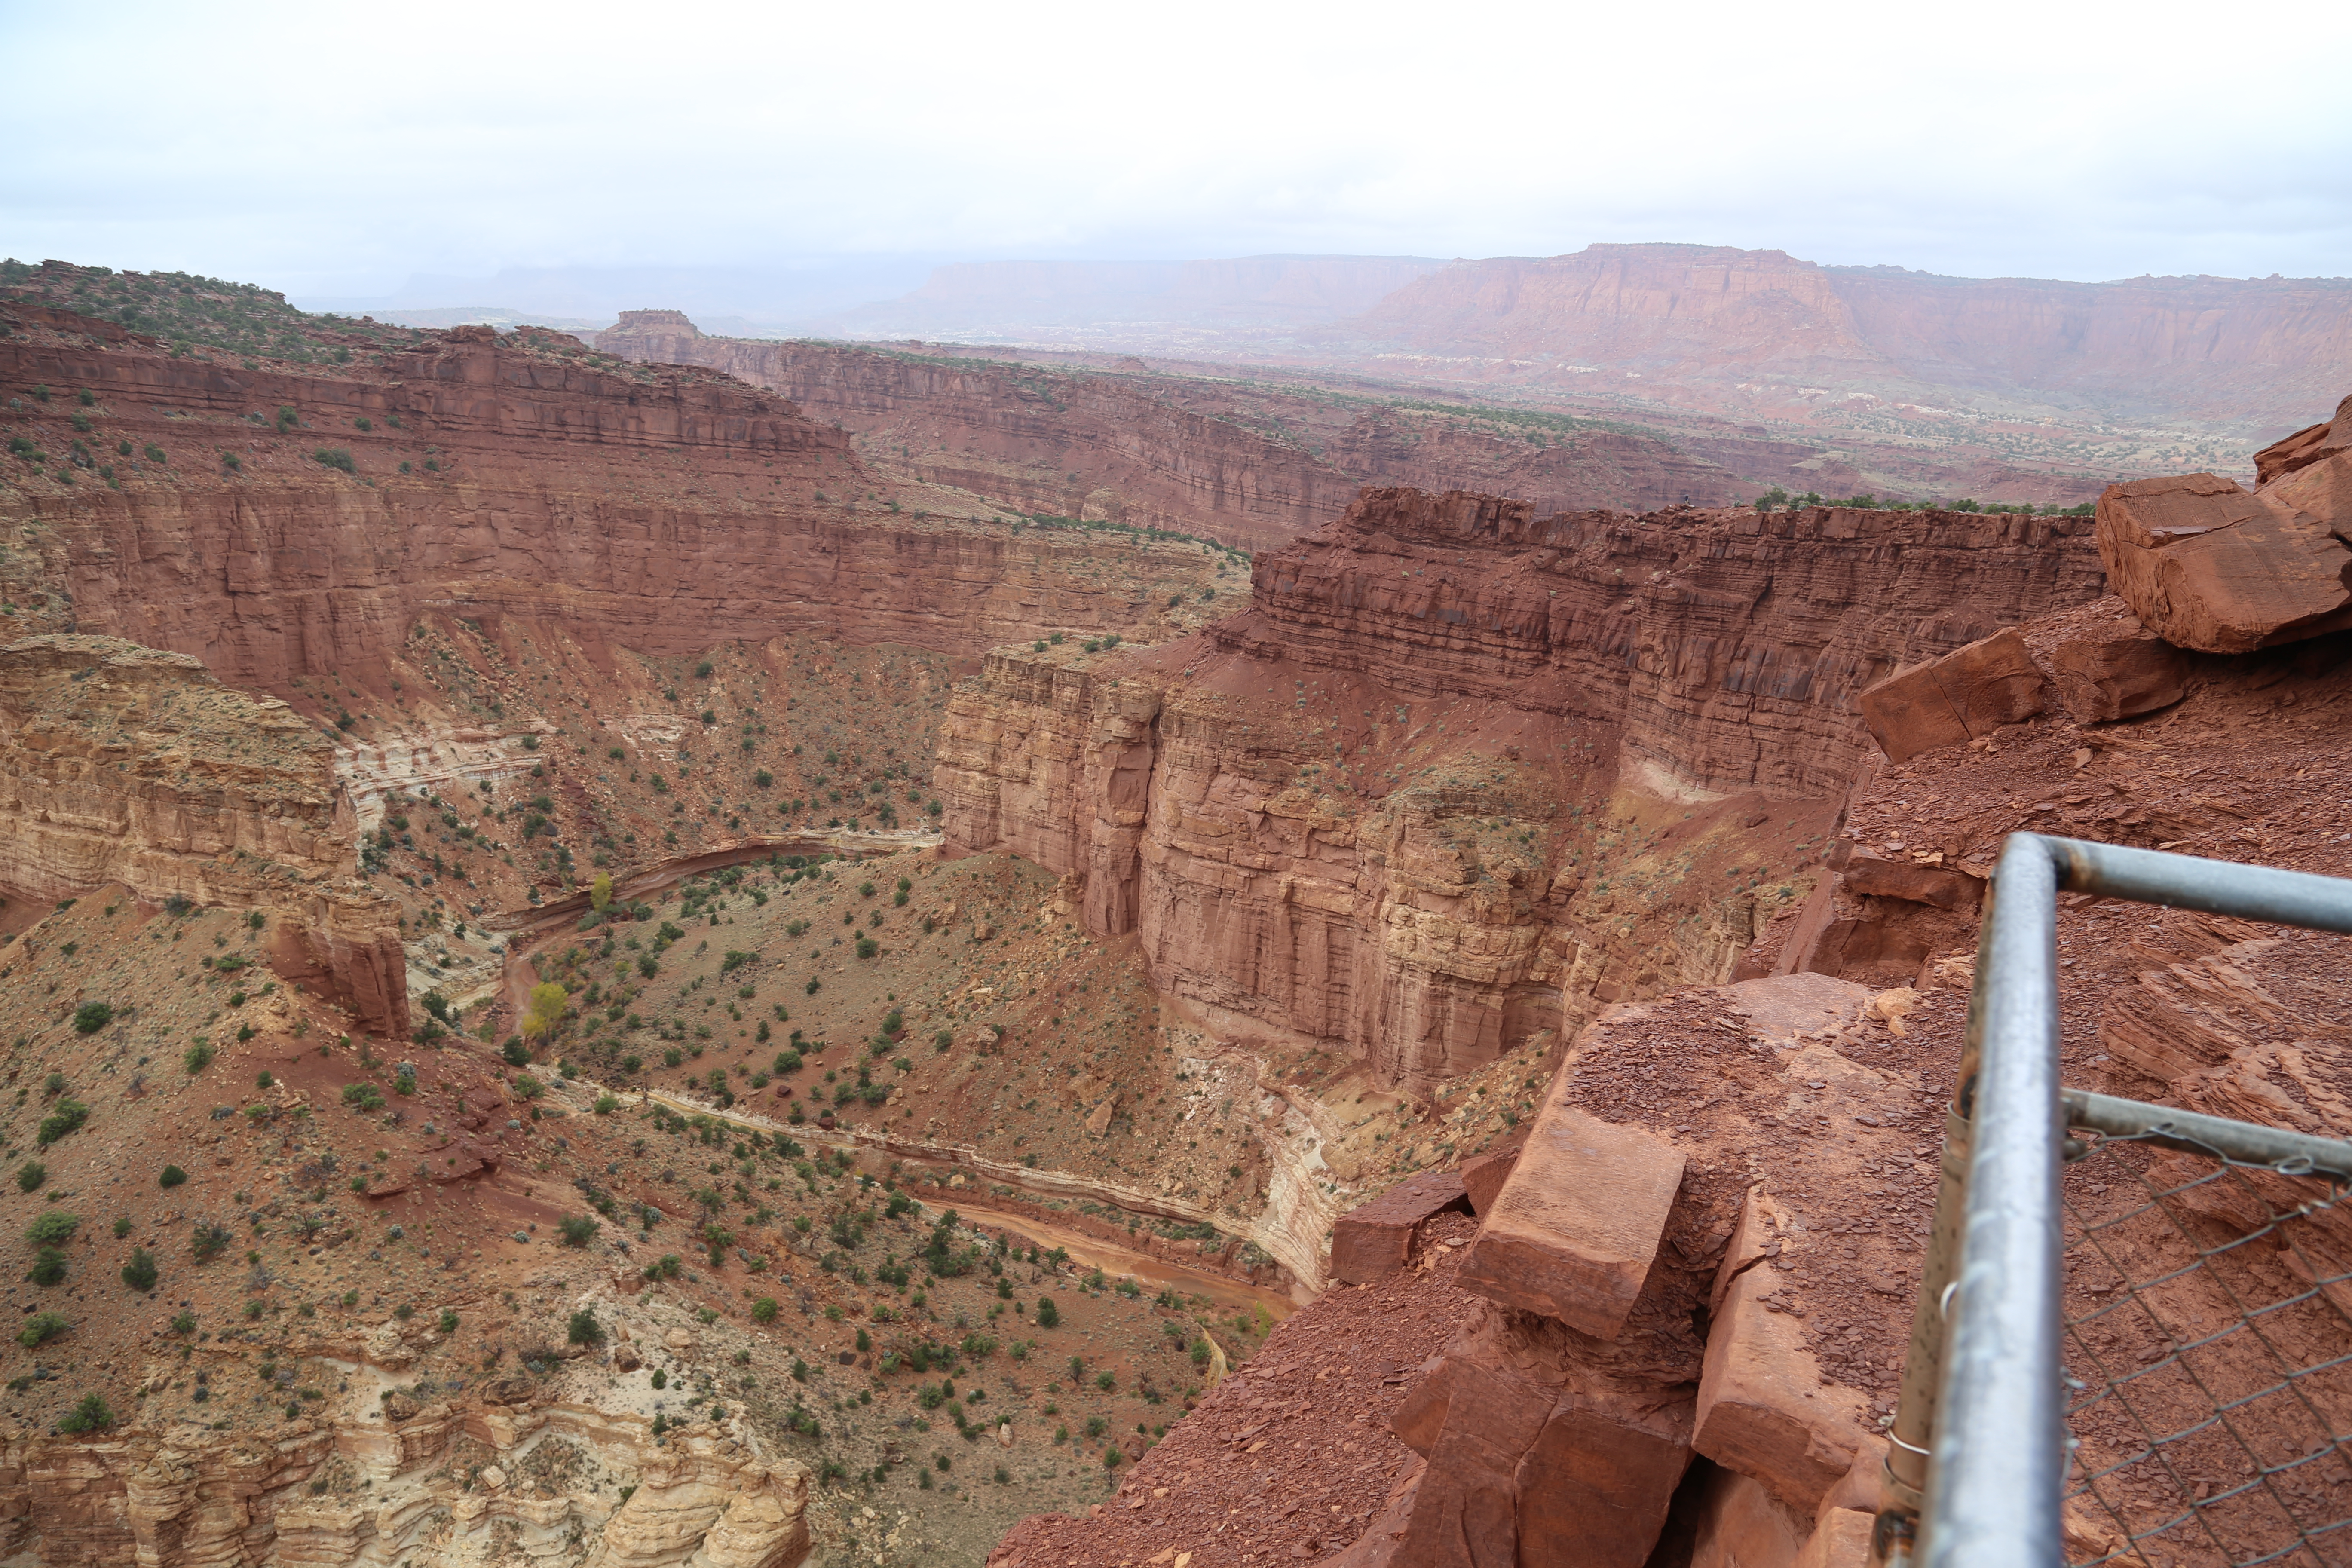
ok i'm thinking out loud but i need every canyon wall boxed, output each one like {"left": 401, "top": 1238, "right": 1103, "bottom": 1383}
{"left": 938, "top": 488, "right": 2106, "bottom": 1086}
{"left": 0, "top": 1400, "right": 807, "bottom": 1567}
{"left": 0, "top": 634, "right": 407, "bottom": 1034}
{"left": 592, "top": 318, "right": 1748, "bottom": 549}
{"left": 1350, "top": 243, "right": 2352, "bottom": 426}
{"left": 0, "top": 318, "right": 1221, "bottom": 700}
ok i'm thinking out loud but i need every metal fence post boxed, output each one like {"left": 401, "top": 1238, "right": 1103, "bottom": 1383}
{"left": 1920, "top": 833, "right": 2068, "bottom": 1567}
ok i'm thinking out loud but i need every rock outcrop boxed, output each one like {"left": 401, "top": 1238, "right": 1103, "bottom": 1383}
{"left": 2093, "top": 395, "right": 2352, "bottom": 655}
{"left": 1351, "top": 971, "right": 1929, "bottom": 1567}
{"left": 591, "top": 318, "right": 1748, "bottom": 551}
{"left": 0, "top": 1403, "right": 807, "bottom": 1567}
{"left": 0, "top": 633, "right": 407, "bottom": 1033}
{"left": 0, "top": 317, "right": 1225, "bottom": 704}
{"left": 939, "top": 487, "right": 2104, "bottom": 1085}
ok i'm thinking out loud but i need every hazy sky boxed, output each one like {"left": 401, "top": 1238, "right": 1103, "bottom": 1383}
{"left": 4, "top": 0, "right": 2347, "bottom": 302}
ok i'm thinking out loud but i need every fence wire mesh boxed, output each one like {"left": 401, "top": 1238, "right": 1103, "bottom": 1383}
{"left": 2062, "top": 1123, "right": 2352, "bottom": 1568}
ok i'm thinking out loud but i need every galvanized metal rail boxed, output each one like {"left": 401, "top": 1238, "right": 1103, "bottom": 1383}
{"left": 1875, "top": 833, "right": 2352, "bottom": 1568}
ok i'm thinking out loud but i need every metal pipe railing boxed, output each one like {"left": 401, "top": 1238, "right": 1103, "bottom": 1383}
{"left": 1893, "top": 833, "right": 2352, "bottom": 1568}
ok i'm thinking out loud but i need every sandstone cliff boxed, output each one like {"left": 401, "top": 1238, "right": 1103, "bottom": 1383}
{"left": 0, "top": 634, "right": 406, "bottom": 1034}
{"left": 1349, "top": 243, "right": 2352, "bottom": 428}
{"left": 938, "top": 488, "right": 2106, "bottom": 1087}
{"left": 0, "top": 1402, "right": 807, "bottom": 1567}
{"left": 591, "top": 318, "right": 1748, "bottom": 549}
{"left": 0, "top": 315, "right": 1220, "bottom": 702}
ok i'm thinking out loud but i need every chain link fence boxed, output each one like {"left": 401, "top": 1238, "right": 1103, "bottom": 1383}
{"left": 2063, "top": 1124, "right": 2352, "bottom": 1566}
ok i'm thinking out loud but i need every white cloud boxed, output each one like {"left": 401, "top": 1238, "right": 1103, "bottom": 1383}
{"left": 2, "top": 0, "right": 2346, "bottom": 297}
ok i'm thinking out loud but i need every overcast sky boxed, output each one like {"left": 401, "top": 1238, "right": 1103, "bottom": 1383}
{"left": 4, "top": 0, "right": 2347, "bottom": 304}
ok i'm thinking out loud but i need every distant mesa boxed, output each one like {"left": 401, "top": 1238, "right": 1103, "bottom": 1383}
{"left": 610, "top": 308, "right": 702, "bottom": 337}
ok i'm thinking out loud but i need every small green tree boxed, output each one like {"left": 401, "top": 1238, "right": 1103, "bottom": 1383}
{"left": 15, "top": 1163, "right": 44, "bottom": 1194}
{"left": 590, "top": 872, "right": 613, "bottom": 912}
{"left": 57, "top": 1393, "right": 113, "bottom": 1433}
{"left": 121, "top": 1249, "right": 157, "bottom": 1291}
{"left": 71, "top": 1001, "right": 113, "bottom": 1035}
{"left": 567, "top": 1308, "right": 604, "bottom": 1347}
{"left": 17, "top": 1311, "right": 67, "bottom": 1348}
{"left": 157, "top": 1164, "right": 187, "bottom": 1188}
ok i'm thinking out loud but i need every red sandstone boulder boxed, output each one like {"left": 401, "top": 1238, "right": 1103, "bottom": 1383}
{"left": 1856, "top": 628, "right": 2048, "bottom": 763}
{"left": 1838, "top": 855, "right": 1984, "bottom": 913}
{"left": 2095, "top": 473, "right": 2352, "bottom": 653}
{"left": 1693, "top": 1262, "right": 1871, "bottom": 1510}
{"left": 2253, "top": 392, "right": 2352, "bottom": 486}
{"left": 2050, "top": 632, "right": 2188, "bottom": 723}
{"left": 1329, "top": 1170, "right": 1471, "bottom": 1285}
{"left": 1458, "top": 1145, "right": 1520, "bottom": 1216}
{"left": 2262, "top": 447, "right": 2352, "bottom": 539}
{"left": 1455, "top": 1107, "right": 1683, "bottom": 1339}
{"left": 1387, "top": 1316, "right": 1692, "bottom": 1568}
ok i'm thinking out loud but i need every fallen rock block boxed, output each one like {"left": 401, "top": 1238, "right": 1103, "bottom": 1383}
{"left": 2254, "top": 392, "right": 2352, "bottom": 486}
{"left": 1795, "top": 1508, "right": 1875, "bottom": 1568}
{"left": 1839, "top": 856, "right": 1984, "bottom": 912}
{"left": 2263, "top": 447, "right": 2352, "bottom": 539}
{"left": 1458, "top": 1145, "right": 1520, "bottom": 1216}
{"left": 1455, "top": 1107, "right": 1683, "bottom": 1339}
{"left": 2095, "top": 473, "right": 2352, "bottom": 653}
{"left": 1857, "top": 628, "right": 2048, "bottom": 763}
{"left": 1687, "top": 1467, "right": 1807, "bottom": 1568}
{"left": 1388, "top": 1357, "right": 1691, "bottom": 1568}
{"left": 2050, "top": 632, "right": 2189, "bottom": 722}
{"left": 1331, "top": 1170, "right": 1472, "bottom": 1285}
{"left": 1514, "top": 1396, "right": 1694, "bottom": 1568}
{"left": 1693, "top": 1264, "right": 1871, "bottom": 1511}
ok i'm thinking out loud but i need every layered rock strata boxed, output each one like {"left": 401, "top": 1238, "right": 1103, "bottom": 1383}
{"left": 0, "top": 634, "right": 406, "bottom": 1033}
{"left": 0, "top": 316, "right": 1221, "bottom": 702}
{"left": 592, "top": 317, "right": 1746, "bottom": 550}
{"left": 938, "top": 488, "right": 2104, "bottom": 1086}
{"left": 0, "top": 1403, "right": 807, "bottom": 1567}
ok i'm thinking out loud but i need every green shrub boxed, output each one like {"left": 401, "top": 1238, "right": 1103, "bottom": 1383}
{"left": 15, "top": 1163, "right": 44, "bottom": 1194}
{"left": 752, "top": 1296, "right": 779, "bottom": 1323}
{"left": 17, "top": 1312, "right": 67, "bottom": 1348}
{"left": 1035, "top": 1297, "right": 1059, "bottom": 1328}
{"left": 558, "top": 1216, "right": 598, "bottom": 1248}
{"left": 340, "top": 1084, "right": 384, "bottom": 1112}
{"left": 854, "top": 937, "right": 878, "bottom": 960}
{"left": 312, "top": 447, "right": 355, "bottom": 473}
{"left": 567, "top": 1308, "right": 603, "bottom": 1347}
{"left": 183, "top": 1042, "right": 215, "bottom": 1074}
{"left": 26, "top": 1211, "right": 79, "bottom": 1246}
{"left": 36, "top": 1099, "right": 89, "bottom": 1146}
{"left": 71, "top": 1001, "right": 113, "bottom": 1035}
{"left": 158, "top": 1164, "right": 187, "bottom": 1189}
{"left": 501, "top": 1038, "right": 530, "bottom": 1067}
{"left": 28, "top": 1248, "right": 67, "bottom": 1286}
{"left": 121, "top": 1248, "right": 157, "bottom": 1291}
{"left": 57, "top": 1393, "right": 113, "bottom": 1433}
{"left": 190, "top": 1222, "right": 232, "bottom": 1261}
